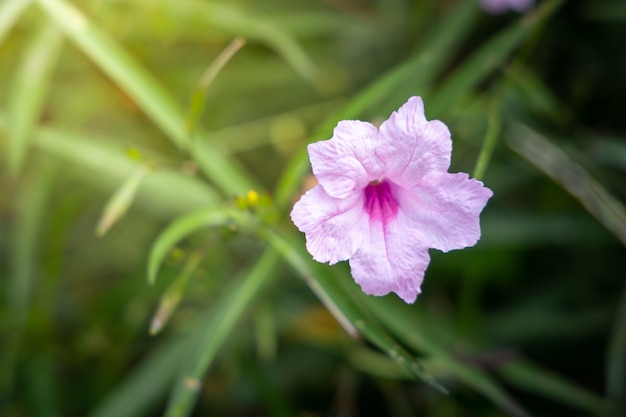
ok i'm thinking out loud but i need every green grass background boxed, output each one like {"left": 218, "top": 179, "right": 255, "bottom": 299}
{"left": 1, "top": 0, "right": 625, "bottom": 416}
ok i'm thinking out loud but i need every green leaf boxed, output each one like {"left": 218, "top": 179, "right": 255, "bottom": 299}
{"left": 163, "top": 249, "right": 279, "bottom": 417}
{"left": 185, "top": 38, "right": 245, "bottom": 136}
{"left": 96, "top": 165, "right": 150, "bottom": 237}
{"left": 17, "top": 125, "right": 221, "bottom": 218}
{"left": 472, "top": 98, "right": 502, "bottom": 181}
{"left": 149, "top": 249, "right": 205, "bottom": 335}
{"left": 192, "top": 2, "right": 317, "bottom": 81}
{"left": 7, "top": 21, "right": 63, "bottom": 176}
{"left": 359, "top": 295, "right": 531, "bottom": 417}
{"left": 35, "top": 0, "right": 257, "bottom": 195}
{"left": 260, "top": 228, "right": 447, "bottom": 394}
{"left": 507, "top": 124, "right": 626, "bottom": 247}
{"left": 147, "top": 208, "right": 246, "bottom": 284}
{"left": 35, "top": 0, "right": 189, "bottom": 150}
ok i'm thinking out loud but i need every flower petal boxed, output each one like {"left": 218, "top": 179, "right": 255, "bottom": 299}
{"left": 397, "top": 172, "right": 493, "bottom": 252}
{"left": 348, "top": 212, "right": 430, "bottom": 303}
{"left": 480, "top": 0, "right": 534, "bottom": 14}
{"left": 377, "top": 96, "right": 451, "bottom": 188}
{"left": 309, "top": 120, "right": 382, "bottom": 199}
{"left": 290, "top": 184, "right": 366, "bottom": 265}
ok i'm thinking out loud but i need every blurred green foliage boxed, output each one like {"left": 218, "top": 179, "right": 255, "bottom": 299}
{"left": 1, "top": 0, "right": 625, "bottom": 416}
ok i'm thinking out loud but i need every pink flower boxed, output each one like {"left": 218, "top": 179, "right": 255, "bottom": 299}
{"left": 290, "top": 97, "right": 492, "bottom": 303}
{"left": 479, "top": 0, "right": 534, "bottom": 14}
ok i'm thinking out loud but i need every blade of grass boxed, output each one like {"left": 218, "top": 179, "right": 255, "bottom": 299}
{"left": 96, "top": 164, "right": 151, "bottom": 237}
{"left": 358, "top": 295, "right": 531, "bottom": 417}
{"left": 185, "top": 37, "right": 246, "bottom": 136}
{"left": 505, "top": 62, "right": 570, "bottom": 124}
{"left": 428, "top": 0, "right": 565, "bottom": 117}
{"left": 35, "top": 0, "right": 256, "bottom": 194}
{"left": 192, "top": 2, "right": 317, "bottom": 82}
{"left": 149, "top": 248, "right": 206, "bottom": 335}
{"left": 14, "top": 125, "right": 221, "bottom": 218}
{"left": 473, "top": 97, "right": 502, "bottom": 181}
{"left": 498, "top": 358, "right": 607, "bottom": 416}
{"left": 0, "top": 0, "right": 32, "bottom": 48}
{"left": 7, "top": 20, "right": 63, "bottom": 176}
{"left": 507, "top": 124, "right": 626, "bottom": 247}
{"left": 163, "top": 249, "right": 279, "bottom": 417}
{"left": 147, "top": 208, "right": 247, "bottom": 285}
{"left": 364, "top": 289, "right": 608, "bottom": 416}
{"left": 259, "top": 227, "right": 447, "bottom": 394}
{"left": 35, "top": 0, "right": 188, "bottom": 150}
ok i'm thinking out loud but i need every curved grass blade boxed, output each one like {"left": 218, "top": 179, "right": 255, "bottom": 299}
{"left": 0, "top": 0, "right": 33, "bottom": 48}
{"left": 7, "top": 21, "right": 63, "bottom": 176}
{"left": 163, "top": 249, "right": 279, "bottom": 417}
{"left": 185, "top": 37, "right": 245, "bottom": 136}
{"left": 507, "top": 124, "right": 626, "bottom": 247}
{"left": 96, "top": 164, "right": 151, "bottom": 237}
{"left": 147, "top": 208, "right": 246, "bottom": 285}
{"left": 259, "top": 228, "right": 447, "bottom": 394}
{"left": 35, "top": 0, "right": 255, "bottom": 195}
{"left": 195, "top": 2, "right": 317, "bottom": 82}
{"left": 35, "top": 0, "right": 188, "bottom": 150}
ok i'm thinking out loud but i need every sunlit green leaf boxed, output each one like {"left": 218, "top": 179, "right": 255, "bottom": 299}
{"left": 96, "top": 165, "right": 150, "bottom": 237}
{"left": 0, "top": 0, "right": 32, "bottom": 47}
{"left": 35, "top": 0, "right": 256, "bottom": 195}
{"left": 7, "top": 21, "right": 63, "bottom": 176}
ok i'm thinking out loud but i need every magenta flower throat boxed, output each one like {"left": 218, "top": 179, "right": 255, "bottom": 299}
{"left": 290, "top": 97, "right": 493, "bottom": 303}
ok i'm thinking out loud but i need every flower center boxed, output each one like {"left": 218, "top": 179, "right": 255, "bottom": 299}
{"left": 364, "top": 180, "right": 399, "bottom": 224}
